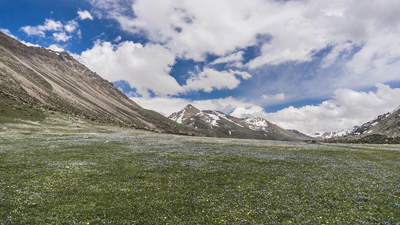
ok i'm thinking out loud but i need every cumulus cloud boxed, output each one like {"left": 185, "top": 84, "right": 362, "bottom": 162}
{"left": 78, "top": 10, "right": 94, "bottom": 20}
{"left": 64, "top": 20, "right": 79, "bottom": 33}
{"left": 232, "top": 83, "right": 400, "bottom": 133}
{"left": 20, "top": 19, "right": 63, "bottom": 37}
{"left": 114, "top": 36, "right": 122, "bottom": 42}
{"left": 19, "top": 18, "right": 81, "bottom": 44}
{"left": 74, "top": 40, "right": 252, "bottom": 96}
{"left": 184, "top": 68, "right": 251, "bottom": 93}
{"left": 88, "top": 0, "right": 400, "bottom": 93}
{"left": 53, "top": 32, "right": 72, "bottom": 42}
{"left": 73, "top": 40, "right": 182, "bottom": 97}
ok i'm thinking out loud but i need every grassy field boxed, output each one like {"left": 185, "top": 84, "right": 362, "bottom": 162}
{"left": 1, "top": 111, "right": 400, "bottom": 224}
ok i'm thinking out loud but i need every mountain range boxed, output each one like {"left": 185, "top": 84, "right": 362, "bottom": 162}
{"left": 1, "top": 30, "right": 400, "bottom": 143}
{"left": 308, "top": 126, "right": 360, "bottom": 140}
{"left": 0, "top": 31, "right": 306, "bottom": 141}
{"left": 325, "top": 107, "right": 400, "bottom": 143}
{"left": 168, "top": 104, "right": 307, "bottom": 141}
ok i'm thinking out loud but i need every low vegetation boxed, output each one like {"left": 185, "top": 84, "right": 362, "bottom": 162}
{"left": 1, "top": 111, "right": 400, "bottom": 224}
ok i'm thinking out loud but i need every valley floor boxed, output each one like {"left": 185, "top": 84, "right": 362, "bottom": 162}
{"left": 1, "top": 112, "right": 400, "bottom": 224}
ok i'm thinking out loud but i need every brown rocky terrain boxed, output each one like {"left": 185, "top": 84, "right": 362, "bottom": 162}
{"left": 0, "top": 31, "right": 200, "bottom": 135}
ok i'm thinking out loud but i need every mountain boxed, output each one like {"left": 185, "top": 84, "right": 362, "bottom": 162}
{"left": 0, "top": 31, "right": 200, "bottom": 135}
{"left": 287, "top": 129, "right": 313, "bottom": 140}
{"left": 168, "top": 104, "right": 307, "bottom": 141}
{"left": 325, "top": 106, "right": 400, "bottom": 143}
{"left": 350, "top": 112, "right": 392, "bottom": 135}
{"left": 308, "top": 126, "right": 359, "bottom": 140}
{"left": 359, "top": 106, "right": 400, "bottom": 137}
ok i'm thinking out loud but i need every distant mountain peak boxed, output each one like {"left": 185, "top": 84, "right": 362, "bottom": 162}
{"left": 308, "top": 126, "right": 359, "bottom": 140}
{"left": 168, "top": 108, "right": 307, "bottom": 141}
{"left": 183, "top": 104, "right": 200, "bottom": 113}
{"left": 169, "top": 104, "right": 201, "bottom": 124}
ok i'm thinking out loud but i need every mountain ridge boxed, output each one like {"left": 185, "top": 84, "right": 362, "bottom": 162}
{"left": 168, "top": 104, "right": 308, "bottom": 141}
{"left": 325, "top": 106, "right": 400, "bottom": 143}
{"left": 0, "top": 31, "right": 201, "bottom": 135}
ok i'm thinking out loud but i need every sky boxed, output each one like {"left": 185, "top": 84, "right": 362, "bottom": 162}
{"left": 1, "top": 0, "right": 400, "bottom": 134}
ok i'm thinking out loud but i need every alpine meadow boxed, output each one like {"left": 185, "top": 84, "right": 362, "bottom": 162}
{"left": 2, "top": 0, "right": 400, "bottom": 224}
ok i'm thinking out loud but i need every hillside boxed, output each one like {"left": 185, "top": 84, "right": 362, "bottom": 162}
{"left": 0, "top": 31, "right": 199, "bottom": 135}
{"left": 351, "top": 112, "right": 391, "bottom": 135}
{"left": 169, "top": 104, "right": 307, "bottom": 141}
{"left": 325, "top": 106, "right": 400, "bottom": 143}
{"left": 287, "top": 129, "right": 313, "bottom": 140}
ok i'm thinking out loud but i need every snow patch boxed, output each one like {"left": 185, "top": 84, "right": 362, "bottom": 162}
{"left": 176, "top": 109, "right": 185, "bottom": 124}
{"left": 244, "top": 118, "right": 269, "bottom": 131}
{"left": 214, "top": 111, "right": 243, "bottom": 127}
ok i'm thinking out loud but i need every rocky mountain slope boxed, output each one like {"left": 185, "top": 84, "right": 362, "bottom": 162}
{"left": 350, "top": 112, "right": 392, "bottom": 135}
{"left": 287, "top": 129, "right": 313, "bottom": 140}
{"left": 326, "top": 106, "right": 400, "bottom": 143}
{"left": 169, "top": 104, "right": 307, "bottom": 141}
{"left": 0, "top": 31, "right": 199, "bottom": 135}
{"left": 308, "top": 108, "right": 397, "bottom": 141}
{"left": 359, "top": 107, "right": 400, "bottom": 137}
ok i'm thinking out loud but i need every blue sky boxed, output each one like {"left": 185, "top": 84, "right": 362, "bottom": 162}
{"left": 1, "top": 0, "right": 400, "bottom": 134}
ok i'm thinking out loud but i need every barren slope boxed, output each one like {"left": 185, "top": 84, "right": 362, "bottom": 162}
{"left": 0, "top": 31, "right": 198, "bottom": 135}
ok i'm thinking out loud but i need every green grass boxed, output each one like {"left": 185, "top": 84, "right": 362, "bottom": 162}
{"left": 0, "top": 94, "right": 45, "bottom": 123}
{"left": 1, "top": 114, "right": 400, "bottom": 224}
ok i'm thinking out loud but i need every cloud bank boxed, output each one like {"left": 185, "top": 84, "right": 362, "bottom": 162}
{"left": 232, "top": 84, "right": 400, "bottom": 133}
{"left": 79, "top": 0, "right": 400, "bottom": 132}
{"left": 74, "top": 40, "right": 251, "bottom": 97}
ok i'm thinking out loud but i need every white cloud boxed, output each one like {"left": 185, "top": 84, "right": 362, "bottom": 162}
{"left": 321, "top": 42, "right": 353, "bottom": 68}
{"left": 184, "top": 68, "right": 251, "bottom": 93}
{"left": 77, "top": 30, "right": 82, "bottom": 39}
{"left": 64, "top": 20, "right": 79, "bottom": 33}
{"left": 20, "top": 19, "right": 63, "bottom": 37}
{"left": 232, "top": 83, "right": 400, "bottom": 133}
{"left": 114, "top": 36, "right": 122, "bottom": 42}
{"left": 210, "top": 51, "right": 244, "bottom": 65}
{"left": 130, "top": 96, "right": 253, "bottom": 116}
{"left": 88, "top": 0, "right": 400, "bottom": 92}
{"left": 48, "top": 44, "right": 64, "bottom": 52}
{"left": 74, "top": 40, "right": 252, "bottom": 97}
{"left": 73, "top": 40, "right": 182, "bottom": 97}
{"left": 53, "top": 32, "right": 72, "bottom": 42}
{"left": 263, "top": 93, "right": 285, "bottom": 100}
{"left": 78, "top": 10, "right": 94, "bottom": 20}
